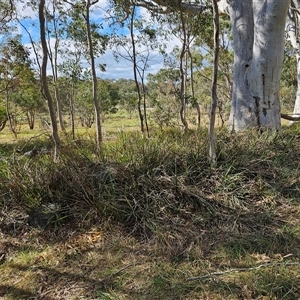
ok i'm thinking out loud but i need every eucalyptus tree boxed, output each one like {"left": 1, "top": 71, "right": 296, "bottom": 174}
{"left": 161, "top": 5, "right": 206, "bottom": 129}
{"left": 286, "top": 0, "right": 300, "bottom": 123}
{"left": 75, "top": 79, "right": 95, "bottom": 128}
{"left": 168, "top": 10, "right": 190, "bottom": 130}
{"left": 0, "top": 0, "right": 15, "bottom": 32}
{"left": 58, "top": 46, "right": 84, "bottom": 139}
{"left": 39, "top": 0, "right": 61, "bottom": 160}
{"left": 45, "top": 0, "right": 67, "bottom": 132}
{"left": 65, "top": 0, "right": 108, "bottom": 149}
{"left": 16, "top": 0, "right": 62, "bottom": 156}
{"left": 10, "top": 65, "right": 43, "bottom": 130}
{"left": 109, "top": 2, "right": 161, "bottom": 136}
{"left": 219, "top": 0, "right": 290, "bottom": 131}
{"left": 86, "top": 0, "right": 102, "bottom": 148}
{"left": 72, "top": 78, "right": 119, "bottom": 126}
{"left": 115, "top": 78, "right": 138, "bottom": 118}
{"left": 147, "top": 68, "right": 181, "bottom": 128}
{"left": 0, "top": 35, "right": 32, "bottom": 138}
{"left": 97, "top": 79, "right": 120, "bottom": 122}
{"left": 192, "top": 12, "right": 232, "bottom": 127}
{"left": 16, "top": 4, "right": 42, "bottom": 76}
{"left": 113, "top": 0, "right": 291, "bottom": 132}
{"left": 209, "top": 0, "right": 219, "bottom": 165}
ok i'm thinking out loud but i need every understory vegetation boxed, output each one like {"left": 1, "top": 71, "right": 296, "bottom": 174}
{"left": 1, "top": 126, "right": 300, "bottom": 299}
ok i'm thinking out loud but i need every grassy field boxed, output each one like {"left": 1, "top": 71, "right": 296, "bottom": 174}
{"left": 0, "top": 108, "right": 223, "bottom": 143}
{"left": 0, "top": 110, "right": 142, "bottom": 143}
{"left": 1, "top": 115, "right": 300, "bottom": 299}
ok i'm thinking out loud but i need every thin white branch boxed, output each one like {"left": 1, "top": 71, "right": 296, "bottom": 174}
{"left": 129, "top": 0, "right": 210, "bottom": 14}
{"left": 187, "top": 261, "right": 300, "bottom": 281}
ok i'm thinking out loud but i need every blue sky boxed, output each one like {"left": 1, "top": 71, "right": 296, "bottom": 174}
{"left": 12, "top": 0, "right": 180, "bottom": 81}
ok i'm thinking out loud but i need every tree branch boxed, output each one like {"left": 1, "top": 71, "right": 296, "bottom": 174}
{"left": 187, "top": 261, "right": 300, "bottom": 281}
{"left": 0, "top": 0, "right": 14, "bottom": 26}
{"left": 128, "top": 0, "right": 210, "bottom": 14}
{"left": 281, "top": 113, "right": 300, "bottom": 121}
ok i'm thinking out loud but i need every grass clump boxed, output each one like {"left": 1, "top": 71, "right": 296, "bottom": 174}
{"left": 1, "top": 127, "right": 300, "bottom": 299}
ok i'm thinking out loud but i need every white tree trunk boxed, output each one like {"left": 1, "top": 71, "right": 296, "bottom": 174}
{"left": 287, "top": 0, "right": 300, "bottom": 124}
{"left": 292, "top": 54, "right": 300, "bottom": 121}
{"left": 227, "top": 0, "right": 254, "bottom": 130}
{"left": 39, "top": 0, "right": 61, "bottom": 160}
{"left": 86, "top": 0, "right": 102, "bottom": 148}
{"left": 209, "top": 0, "right": 219, "bottom": 165}
{"left": 228, "top": 0, "right": 290, "bottom": 131}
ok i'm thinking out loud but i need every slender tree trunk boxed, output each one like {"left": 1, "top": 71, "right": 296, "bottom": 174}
{"left": 53, "top": 84, "right": 65, "bottom": 130}
{"left": 179, "top": 7, "right": 189, "bottom": 130}
{"left": 291, "top": 54, "right": 300, "bottom": 122}
{"left": 0, "top": 118, "right": 7, "bottom": 131}
{"left": 141, "top": 77, "right": 150, "bottom": 137}
{"left": 228, "top": 0, "right": 289, "bottom": 131}
{"left": 187, "top": 46, "right": 200, "bottom": 128}
{"left": 5, "top": 85, "right": 17, "bottom": 139}
{"left": 26, "top": 110, "right": 35, "bottom": 130}
{"left": 39, "top": 0, "right": 61, "bottom": 160}
{"left": 70, "top": 81, "right": 75, "bottom": 140}
{"left": 287, "top": 0, "right": 300, "bottom": 124}
{"left": 86, "top": 0, "right": 102, "bottom": 149}
{"left": 130, "top": 6, "right": 145, "bottom": 134}
{"left": 53, "top": 3, "right": 65, "bottom": 132}
{"left": 46, "top": 0, "right": 65, "bottom": 132}
{"left": 209, "top": 0, "right": 219, "bottom": 165}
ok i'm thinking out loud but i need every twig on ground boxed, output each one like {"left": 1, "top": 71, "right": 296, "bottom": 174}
{"left": 15, "top": 132, "right": 49, "bottom": 153}
{"left": 187, "top": 261, "right": 300, "bottom": 281}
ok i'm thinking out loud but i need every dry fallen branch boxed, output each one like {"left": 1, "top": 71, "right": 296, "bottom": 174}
{"left": 187, "top": 261, "right": 300, "bottom": 281}
{"left": 281, "top": 113, "right": 300, "bottom": 121}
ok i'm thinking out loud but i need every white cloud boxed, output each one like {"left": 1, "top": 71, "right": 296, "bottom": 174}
{"left": 15, "top": 2, "right": 37, "bottom": 20}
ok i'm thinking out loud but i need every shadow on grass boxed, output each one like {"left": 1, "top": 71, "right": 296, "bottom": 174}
{"left": 0, "top": 285, "right": 36, "bottom": 299}
{"left": 220, "top": 230, "right": 300, "bottom": 259}
{"left": 2, "top": 259, "right": 127, "bottom": 299}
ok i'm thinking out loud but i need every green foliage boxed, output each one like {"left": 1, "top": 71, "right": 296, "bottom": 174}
{"left": 98, "top": 79, "right": 120, "bottom": 116}
{"left": 0, "top": 34, "right": 40, "bottom": 131}
{"left": 0, "top": 0, "right": 14, "bottom": 33}
{"left": 0, "top": 103, "right": 7, "bottom": 130}
{"left": 0, "top": 35, "right": 30, "bottom": 71}
{"left": 147, "top": 69, "right": 180, "bottom": 128}
{"left": 65, "top": 0, "right": 108, "bottom": 59}
{"left": 10, "top": 66, "right": 42, "bottom": 111}
{"left": 115, "top": 79, "right": 138, "bottom": 118}
{"left": 74, "top": 80, "right": 95, "bottom": 127}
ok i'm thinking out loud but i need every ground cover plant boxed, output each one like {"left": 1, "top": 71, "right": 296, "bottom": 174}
{"left": 1, "top": 125, "right": 300, "bottom": 299}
